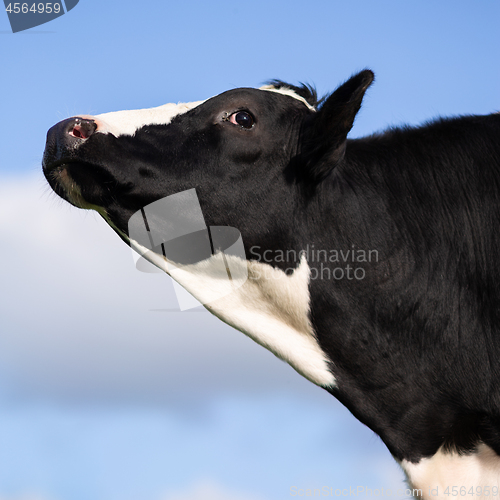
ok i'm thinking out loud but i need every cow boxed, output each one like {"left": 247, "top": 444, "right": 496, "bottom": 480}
{"left": 42, "top": 70, "right": 500, "bottom": 497}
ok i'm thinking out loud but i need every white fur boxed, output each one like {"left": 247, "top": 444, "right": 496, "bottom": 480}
{"left": 259, "top": 85, "right": 317, "bottom": 111}
{"left": 94, "top": 100, "right": 205, "bottom": 137}
{"left": 401, "top": 444, "right": 500, "bottom": 499}
{"left": 126, "top": 234, "right": 335, "bottom": 388}
{"left": 90, "top": 85, "right": 314, "bottom": 137}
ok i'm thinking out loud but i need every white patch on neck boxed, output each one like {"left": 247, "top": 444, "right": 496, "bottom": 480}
{"left": 401, "top": 444, "right": 500, "bottom": 499}
{"left": 259, "top": 85, "right": 316, "bottom": 111}
{"left": 125, "top": 233, "right": 335, "bottom": 388}
{"left": 94, "top": 100, "right": 205, "bottom": 137}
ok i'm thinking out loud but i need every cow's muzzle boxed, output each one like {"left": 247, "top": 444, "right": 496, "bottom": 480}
{"left": 42, "top": 117, "right": 97, "bottom": 174}
{"left": 42, "top": 116, "right": 107, "bottom": 208}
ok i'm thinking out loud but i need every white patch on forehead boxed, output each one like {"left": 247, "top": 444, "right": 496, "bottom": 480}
{"left": 90, "top": 83, "right": 314, "bottom": 138}
{"left": 401, "top": 444, "right": 500, "bottom": 499}
{"left": 94, "top": 100, "right": 205, "bottom": 137}
{"left": 124, "top": 232, "right": 335, "bottom": 387}
{"left": 259, "top": 85, "right": 317, "bottom": 111}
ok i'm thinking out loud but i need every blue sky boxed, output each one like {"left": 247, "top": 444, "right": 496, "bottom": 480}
{"left": 0, "top": 1, "right": 499, "bottom": 499}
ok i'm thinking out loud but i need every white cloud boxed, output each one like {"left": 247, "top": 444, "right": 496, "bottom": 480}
{"left": 0, "top": 495, "right": 54, "bottom": 500}
{"left": 0, "top": 173, "right": 316, "bottom": 408}
{"left": 161, "top": 479, "right": 266, "bottom": 500}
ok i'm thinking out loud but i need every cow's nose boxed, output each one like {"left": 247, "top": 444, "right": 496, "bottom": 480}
{"left": 43, "top": 117, "right": 98, "bottom": 175}
{"left": 66, "top": 117, "right": 97, "bottom": 140}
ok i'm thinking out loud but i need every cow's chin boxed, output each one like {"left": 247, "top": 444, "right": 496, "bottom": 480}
{"left": 45, "top": 164, "right": 110, "bottom": 219}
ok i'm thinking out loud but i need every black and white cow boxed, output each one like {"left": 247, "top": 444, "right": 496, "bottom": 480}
{"left": 42, "top": 70, "right": 500, "bottom": 496}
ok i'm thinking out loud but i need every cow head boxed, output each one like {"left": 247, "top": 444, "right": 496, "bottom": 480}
{"left": 42, "top": 70, "right": 374, "bottom": 249}
{"left": 41, "top": 70, "right": 374, "bottom": 386}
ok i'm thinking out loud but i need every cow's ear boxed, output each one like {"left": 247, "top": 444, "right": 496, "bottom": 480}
{"left": 300, "top": 70, "right": 374, "bottom": 182}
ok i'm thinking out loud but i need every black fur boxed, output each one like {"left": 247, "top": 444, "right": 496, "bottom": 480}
{"left": 265, "top": 79, "right": 321, "bottom": 108}
{"left": 42, "top": 71, "right": 500, "bottom": 467}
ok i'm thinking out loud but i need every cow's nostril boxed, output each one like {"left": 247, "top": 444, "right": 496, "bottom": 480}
{"left": 68, "top": 118, "right": 97, "bottom": 140}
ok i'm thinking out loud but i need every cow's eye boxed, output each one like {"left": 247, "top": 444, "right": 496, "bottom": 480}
{"left": 229, "top": 111, "right": 254, "bottom": 129}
